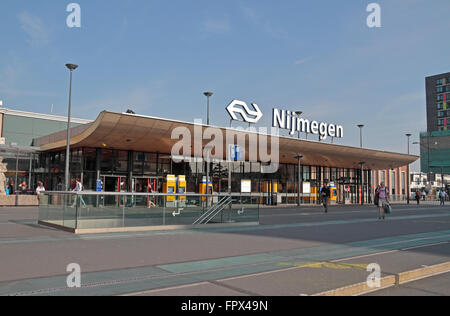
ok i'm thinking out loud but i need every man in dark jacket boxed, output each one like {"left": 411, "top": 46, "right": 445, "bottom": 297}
{"left": 321, "top": 182, "right": 331, "bottom": 213}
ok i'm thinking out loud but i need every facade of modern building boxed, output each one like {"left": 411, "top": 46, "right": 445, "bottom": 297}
{"left": 410, "top": 172, "right": 450, "bottom": 195}
{"left": 420, "top": 130, "right": 450, "bottom": 174}
{"left": 373, "top": 166, "right": 410, "bottom": 200}
{"left": 422, "top": 73, "right": 450, "bottom": 175}
{"left": 0, "top": 105, "right": 91, "bottom": 193}
{"left": 426, "top": 72, "right": 450, "bottom": 133}
{"left": 33, "top": 110, "right": 418, "bottom": 205}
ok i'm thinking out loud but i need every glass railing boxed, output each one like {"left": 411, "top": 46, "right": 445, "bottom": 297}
{"left": 38, "top": 192, "right": 261, "bottom": 232}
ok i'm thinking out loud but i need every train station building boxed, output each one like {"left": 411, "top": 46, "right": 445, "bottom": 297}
{"left": 31, "top": 110, "right": 418, "bottom": 205}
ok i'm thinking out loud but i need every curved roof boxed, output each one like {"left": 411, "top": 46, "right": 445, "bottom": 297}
{"left": 35, "top": 111, "right": 419, "bottom": 170}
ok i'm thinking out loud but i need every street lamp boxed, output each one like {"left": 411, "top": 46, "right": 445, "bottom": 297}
{"left": 357, "top": 124, "right": 364, "bottom": 148}
{"left": 406, "top": 133, "right": 412, "bottom": 204}
{"left": 295, "top": 155, "right": 303, "bottom": 207}
{"left": 204, "top": 145, "right": 213, "bottom": 207}
{"left": 294, "top": 111, "right": 303, "bottom": 139}
{"left": 359, "top": 161, "right": 366, "bottom": 205}
{"left": 204, "top": 92, "right": 213, "bottom": 126}
{"left": 65, "top": 63, "right": 78, "bottom": 191}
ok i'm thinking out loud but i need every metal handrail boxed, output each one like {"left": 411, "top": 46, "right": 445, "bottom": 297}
{"left": 193, "top": 196, "right": 232, "bottom": 225}
{"left": 42, "top": 191, "right": 267, "bottom": 197}
{"left": 193, "top": 196, "right": 230, "bottom": 225}
{"left": 201, "top": 197, "right": 232, "bottom": 225}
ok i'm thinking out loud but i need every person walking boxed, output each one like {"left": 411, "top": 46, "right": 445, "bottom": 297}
{"left": 376, "top": 182, "right": 390, "bottom": 220}
{"left": 71, "top": 178, "right": 87, "bottom": 208}
{"left": 415, "top": 189, "right": 421, "bottom": 205}
{"left": 440, "top": 189, "right": 447, "bottom": 206}
{"left": 320, "top": 182, "right": 331, "bottom": 213}
{"left": 35, "top": 181, "right": 46, "bottom": 203}
{"left": 35, "top": 181, "right": 45, "bottom": 195}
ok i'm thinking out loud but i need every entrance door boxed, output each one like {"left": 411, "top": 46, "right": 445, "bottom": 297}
{"left": 132, "top": 177, "right": 161, "bottom": 193}
{"left": 101, "top": 176, "right": 127, "bottom": 207}
{"left": 103, "top": 176, "right": 127, "bottom": 192}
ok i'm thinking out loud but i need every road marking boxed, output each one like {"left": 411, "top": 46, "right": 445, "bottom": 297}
{"left": 278, "top": 261, "right": 368, "bottom": 270}
{"left": 119, "top": 282, "right": 210, "bottom": 296}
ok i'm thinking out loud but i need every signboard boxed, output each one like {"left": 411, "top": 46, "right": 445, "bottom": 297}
{"left": 241, "top": 180, "right": 252, "bottom": 193}
{"left": 225, "top": 100, "right": 344, "bottom": 142}
{"left": 96, "top": 179, "right": 103, "bottom": 192}
{"left": 303, "top": 182, "right": 311, "bottom": 194}
{"left": 272, "top": 109, "right": 344, "bottom": 141}
{"left": 229, "top": 144, "right": 242, "bottom": 161}
{"left": 226, "top": 100, "right": 263, "bottom": 124}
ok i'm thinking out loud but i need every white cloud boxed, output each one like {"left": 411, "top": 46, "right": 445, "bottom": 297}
{"left": 294, "top": 58, "right": 310, "bottom": 66}
{"left": 18, "top": 12, "right": 49, "bottom": 47}
{"left": 202, "top": 18, "right": 231, "bottom": 34}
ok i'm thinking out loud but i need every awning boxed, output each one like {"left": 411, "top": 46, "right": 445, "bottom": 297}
{"left": 34, "top": 111, "right": 419, "bottom": 170}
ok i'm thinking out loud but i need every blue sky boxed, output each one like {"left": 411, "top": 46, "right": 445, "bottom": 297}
{"left": 0, "top": 0, "right": 449, "bottom": 170}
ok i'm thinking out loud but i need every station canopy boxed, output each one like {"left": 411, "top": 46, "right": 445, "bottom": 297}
{"left": 35, "top": 111, "right": 418, "bottom": 170}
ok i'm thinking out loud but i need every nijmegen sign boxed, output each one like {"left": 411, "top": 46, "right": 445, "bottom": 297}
{"left": 272, "top": 108, "right": 344, "bottom": 141}
{"left": 226, "top": 100, "right": 344, "bottom": 142}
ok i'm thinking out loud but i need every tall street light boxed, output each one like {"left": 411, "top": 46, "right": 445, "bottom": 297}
{"left": 357, "top": 124, "right": 364, "bottom": 148}
{"left": 359, "top": 161, "right": 366, "bottom": 205}
{"left": 406, "top": 133, "right": 412, "bottom": 204}
{"left": 65, "top": 63, "right": 78, "bottom": 191}
{"left": 295, "top": 155, "right": 303, "bottom": 207}
{"left": 204, "top": 92, "right": 213, "bottom": 126}
{"left": 295, "top": 111, "right": 303, "bottom": 139}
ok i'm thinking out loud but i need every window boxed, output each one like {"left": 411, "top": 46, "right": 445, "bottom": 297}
{"left": 391, "top": 172, "right": 396, "bottom": 195}
{"left": 437, "top": 86, "right": 445, "bottom": 93}
{"left": 438, "top": 111, "right": 445, "bottom": 117}
{"left": 381, "top": 171, "right": 386, "bottom": 184}
{"left": 401, "top": 172, "right": 406, "bottom": 195}
{"left": 438, "top": 119, "right": 444, "bottom": 126}
{"left": 437, "top": 103, "right": 444, "bottom": 110}
{"left": 437, "top": 79, "right": 443, "bottom": 86}
{"left": 437, "top": 95, "right": 444, "bottom": 101}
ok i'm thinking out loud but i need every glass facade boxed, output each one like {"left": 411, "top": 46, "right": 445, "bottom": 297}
{"left": 37, "top": 147, "right": 374, "bottom": 205}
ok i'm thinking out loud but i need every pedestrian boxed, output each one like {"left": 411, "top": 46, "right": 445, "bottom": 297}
{"left": 374, "top": 184, "right": 380, "bottom": 207}
{"left": 415, "top": 189, "right": 421, "bottom": 205}
{"left": 8, "top": 180, "right": 14, "bottom": 195}
{"left": 376, "top": 182, "right": 390, "bottom": 220}
{"left": 35, "top": 181, "right": 45, "bottom": 203}
{"left": 71, "top": 178, "right": 87, "bottom": 208}
{"left": 19, "top": 181, "right": 28, "bottom": 194}
{"left": 35, "top": 181, "right": 46, "bottom": 195}
{"left": 320, "top": 182, "right": 331, "bottom": 213}
{"left": 422, "top": 190, "right": 426, "bottom": 201}
{"left": 440, "top": 189, "right": 447, "bottom": 206}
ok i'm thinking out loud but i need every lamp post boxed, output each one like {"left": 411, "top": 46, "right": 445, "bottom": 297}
{"left": 295, "top": 155, "right": 303, "bottom": 207}
{"left": 204, "top": 145, "right": 213, "bottom": 207}
{"left": 204, "top": 92, "right": 213, "bottom": 126}
{"left": 65, "top": 63, "right": 78, "bottom": 191}
{"left": 359, "top": 161, "right": 366, "bottom": 205}
{"left": 357, "top": 124, "right": 364, "bottom": 148}
{"left": 295, "top": 111, "right": 303, "bottom": 139}
{"left": 406, "top": 133, "right": 412, "bottom": 204}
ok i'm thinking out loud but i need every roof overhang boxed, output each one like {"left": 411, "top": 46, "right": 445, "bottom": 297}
{"left": 34, "top": 111, "right": 419, "bottom": 170}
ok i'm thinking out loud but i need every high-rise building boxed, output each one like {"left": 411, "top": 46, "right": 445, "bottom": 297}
{"left": 426, "top": 72, "right": 450, "bottom": 132}
{"left": 422, "top": 73, "right": 450, "bottom": 175}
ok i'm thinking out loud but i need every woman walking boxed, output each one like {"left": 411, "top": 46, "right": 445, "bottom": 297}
{"left": 376, "top": 182, "right": 390, "bottom": 220}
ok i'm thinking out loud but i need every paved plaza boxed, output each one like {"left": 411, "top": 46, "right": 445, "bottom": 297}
{"left": 0, "top": 204, "right": 449, "bottom": 296}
